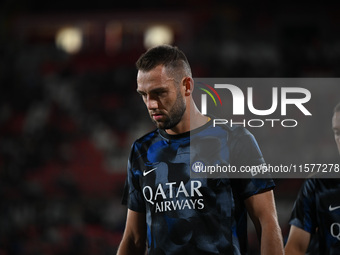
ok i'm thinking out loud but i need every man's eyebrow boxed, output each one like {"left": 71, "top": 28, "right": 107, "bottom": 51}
{"left": 136, "top": 87, "right": 168, "bottom": 94}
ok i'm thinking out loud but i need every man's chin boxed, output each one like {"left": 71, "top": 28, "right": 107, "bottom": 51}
{"left": 151, "top": 119, "right": 165, "bottom": 129}
{"left": 152, "top": 119, "right": 174, "bottom": 130}
{"left": 155, "top": 122, "right": 164, "bottom": 129}
{"left": 156, "top": 122, "right": 170, "bottom": 130}
{"left": 150, "top": 114, "right": 182, "bottom": 130}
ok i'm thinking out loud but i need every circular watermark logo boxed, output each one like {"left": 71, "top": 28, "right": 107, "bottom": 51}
{"left": 191, "top": 161, "right": 205, "bottom": 173}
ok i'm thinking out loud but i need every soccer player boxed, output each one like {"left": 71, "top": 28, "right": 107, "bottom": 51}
{"left": 117, "top": 45, "right": 284, "bottom": 255}
{"left": 285, "top": 102, "right": 340, "bottom": 255}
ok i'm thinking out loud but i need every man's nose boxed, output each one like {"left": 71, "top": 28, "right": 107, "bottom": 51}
{"left": 145, "top": 95, "right": 158, "bottom": 110}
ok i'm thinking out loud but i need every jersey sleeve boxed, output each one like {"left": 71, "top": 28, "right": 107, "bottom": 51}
{"left": 289, "top": 179, "right": 317, "bottom": 234}
{"left": 121, "top": 142, "right": 146, "bottom": 213}
{"left": 231, "top": 127, "right": 266, "bottom": 167}
{"left": 230, "top": 127, "right": 275, "bottom": 200}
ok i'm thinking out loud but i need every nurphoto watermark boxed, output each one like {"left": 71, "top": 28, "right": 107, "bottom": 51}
{"left": 190, "top": 78, "right": 340, "bottom": 179}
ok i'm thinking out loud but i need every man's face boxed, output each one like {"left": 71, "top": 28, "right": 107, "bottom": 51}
{"left": 137, "top": 65, "right": 186, "bottom": 130}
{"left": 332, "top": 111, "right": 340, "bottom": 155}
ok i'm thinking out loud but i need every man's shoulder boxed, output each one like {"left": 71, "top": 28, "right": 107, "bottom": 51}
{"left": 134, "top": 128, "right": 160, "bottom": 145}
{"left": 210, "top": 121, "right": 254, "bottom": 139}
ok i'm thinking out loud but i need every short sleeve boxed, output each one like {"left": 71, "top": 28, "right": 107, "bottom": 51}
{"left": 230, "top": 127, "right": 275, "bottom": 199}
{"left": 121, "top": 142, "right": 146, "bottom": 213}
{"left": 230, "top": 127, "right": 266, "bottom": 168}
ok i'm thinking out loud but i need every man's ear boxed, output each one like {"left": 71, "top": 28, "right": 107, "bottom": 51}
{"left": 183, "top": 77, "right": 194, "bottom": 96}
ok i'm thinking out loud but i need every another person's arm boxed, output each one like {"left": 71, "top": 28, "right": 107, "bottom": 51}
{"left": 284, "top": 179, "right": 316, "bottom": 255}
{"left": 284, "top": 225, "right": 311, "bottom": 255}
{"left": 245, "top": 190, "right": 284, "bottom": 255}
{"left": 117, "top": 209, "right": 147, "bottom": 255}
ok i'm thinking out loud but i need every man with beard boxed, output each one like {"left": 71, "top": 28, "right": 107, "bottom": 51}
{"left": 117, "top": 45, "right": 284, "bottom": 255}
{"left": 285, "top": 102, "right": 340, "bottom": 255}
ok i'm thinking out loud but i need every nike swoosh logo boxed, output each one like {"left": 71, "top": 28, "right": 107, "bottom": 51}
{"left": 143, "top": 168, "right": 157, "bottom": 176}
{"left": 329, "top": 205, "right": 340, "bottom": 211}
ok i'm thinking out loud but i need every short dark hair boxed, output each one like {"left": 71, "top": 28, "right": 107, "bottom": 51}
{"left": 136, "top": 44, "right": 191, "bottom": 77}
{"left": 334, "top": 102, "right": 340, "bottom": 113}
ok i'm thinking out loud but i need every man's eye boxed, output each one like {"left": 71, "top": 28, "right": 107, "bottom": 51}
{"left": 156, "top": 91, "right": 167, "bottom": 97}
